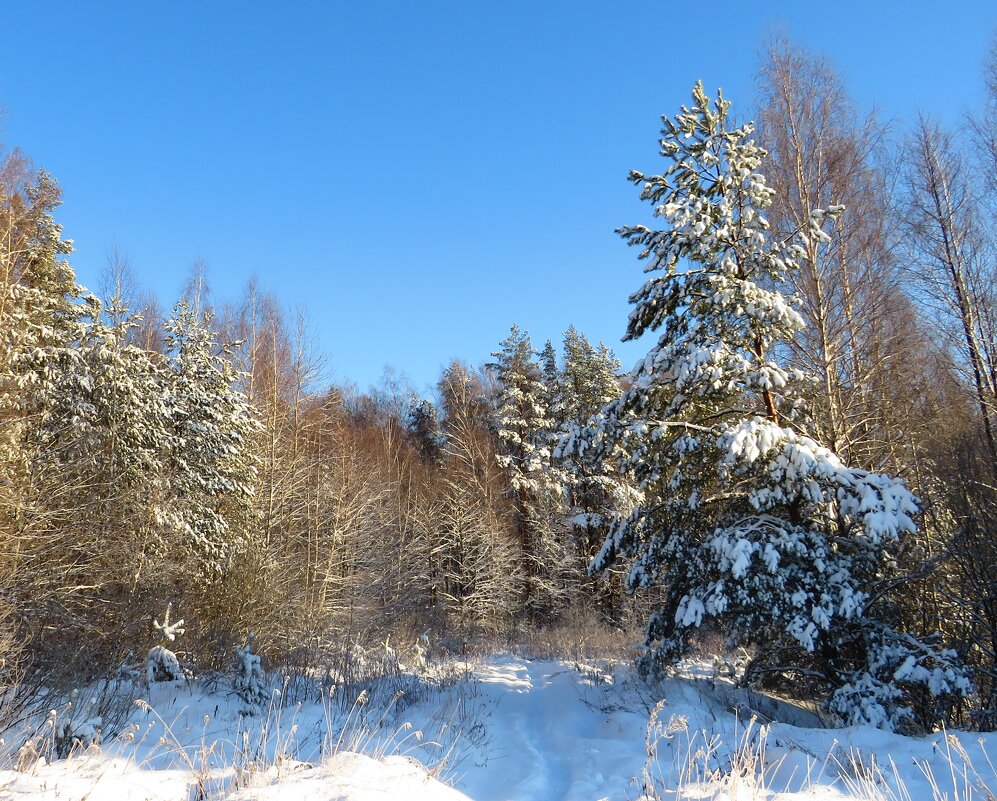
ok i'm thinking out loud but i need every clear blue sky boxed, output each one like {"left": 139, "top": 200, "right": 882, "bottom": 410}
{"left": 1, "top": 2, "right": 995, "bottom": 394}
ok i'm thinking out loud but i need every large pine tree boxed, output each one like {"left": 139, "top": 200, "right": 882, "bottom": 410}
{"left": 591, "top": 83, "right": 967, "bottom": 729}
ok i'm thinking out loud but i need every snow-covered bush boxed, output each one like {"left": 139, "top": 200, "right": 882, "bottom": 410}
{"left": 145, "top": 646, "right": 183, "bottom": 684}
{"left": 53, "top": 716, "right": 101, "bottom": 759}
{"left": 347, "top": 638, "right": 371, "bottom": 682}
{"left": 379, "top": 636, "right": 401, "bottom": 674}
{"left": 34, "top": 679, "right": 139, "bottom": 762}
{"left": 233, "top": 632, "right": 267, "bottom": 711}
{"left": 412, "top": 631, "right": 431, "bottom": 675}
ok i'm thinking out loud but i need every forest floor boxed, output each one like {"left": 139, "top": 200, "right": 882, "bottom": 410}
{"left": 1, "top": 652, "right": 995, "bottom": 800}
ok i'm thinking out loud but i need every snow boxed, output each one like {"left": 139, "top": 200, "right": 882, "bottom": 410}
{"left": 0, "top": 756, "right": 192, "bottom": 800}
{"left": 462, "top": 657, "right": 643, "bottom": 800}
{"left": 229, "top": 754, "right": 472, "bottom": 801}
{"left": 2, "top": 654, "right": 996, "bottom": 800}
{"left": 0, "top": 753, "right": 470, "bottom": 801}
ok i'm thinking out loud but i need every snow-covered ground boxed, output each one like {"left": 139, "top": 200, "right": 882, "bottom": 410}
{"left": 2, "top": 654, "right": 995, "bottom": 800}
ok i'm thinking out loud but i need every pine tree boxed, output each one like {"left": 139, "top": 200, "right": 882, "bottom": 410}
{"left": 0, "top": 169, "right": 99, "bottom": 670}
{"left": 560, "top": 329, "right": 620, "bottom": 422}
{"left": 490, "top": 324, "right": 567, "bottom": 618}
{"left": 42, "top": 297, "right": 168, "bottom": 488}
{"left": 590, "top": 83, "right": 968, "bottom": 729}
{"left": 1, "top": 171, "right": 85, "bottom": 428}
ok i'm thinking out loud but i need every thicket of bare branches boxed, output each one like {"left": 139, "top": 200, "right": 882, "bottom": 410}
{"left": 754, "top": 36, "right": 997, "bottom": 729}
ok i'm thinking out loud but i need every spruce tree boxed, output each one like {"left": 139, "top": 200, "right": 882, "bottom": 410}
{"left": 406, "top": 396, "right": 443, "bottom": 464}
{"left": 555, "top": 327, "right": 640, "bottom": 620}
{"left": 538, "top": 338, "right": 564, "bottom": 432}
{"left": 161, "top": 301, "right": 259, "bottom": 581}
{"left": 591, "top": 83, "right": 967, "bottom": 729}
{"left": 490, "top": 324, "right": 567, "bottom": 618}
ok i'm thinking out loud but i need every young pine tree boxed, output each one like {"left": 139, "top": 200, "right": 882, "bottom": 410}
{"left": 589, "top": 83, "right": 968, "bottom": 730}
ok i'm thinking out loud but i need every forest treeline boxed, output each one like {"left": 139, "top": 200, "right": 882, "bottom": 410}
{"left": 1, "top": 39, "right": 997, "bottom": 731}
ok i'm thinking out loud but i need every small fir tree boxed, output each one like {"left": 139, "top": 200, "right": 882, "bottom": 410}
{"left": 233, "top": 632, "right": 267, "bottom": 711}
{"left": 147, "top": 603, "right": 185, "bottom": 683}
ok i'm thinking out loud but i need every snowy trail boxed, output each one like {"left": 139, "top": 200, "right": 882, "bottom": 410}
{"left": 457, "top": 657, "right": 645, "bottom": 801}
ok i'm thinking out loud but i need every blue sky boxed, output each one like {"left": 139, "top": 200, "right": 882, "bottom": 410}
{"left": 1, "top": 2, "right": 995, "bottom": 395}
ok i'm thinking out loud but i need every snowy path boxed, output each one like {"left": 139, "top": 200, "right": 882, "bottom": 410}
{"left": 457, "top": 657, "right": 645, "bottom": 801}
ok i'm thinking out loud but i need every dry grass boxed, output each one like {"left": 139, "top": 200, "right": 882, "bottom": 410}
{"left": 640, "top": 698, "right": 997, "bottom": 801}
{"left": 833, "top": 733, "right": 997, "bottom": 801}
{"left": 1, "top": 645, "right": 485, "bottom": 801}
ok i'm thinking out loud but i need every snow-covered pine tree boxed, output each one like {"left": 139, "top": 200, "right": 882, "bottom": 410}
{"left": 0, "top": 170, "right": 81, "bottom": 511}
{"left": 0, "top": 169, "right": 100, "bottom": 669}
{"left": 161, "top": 301, "right": 259, "bottom": 581}
{"left": 41, "top": 296, "right": 167, "bottom": 493}
{"left": 490, "top": 325, "right": 568, "bottom": 619}
{"left": 559, "top": 328, "right": 620, "bottom": 426}
{"left": 590, "top": 82, "right": 968, "bottom": 730}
